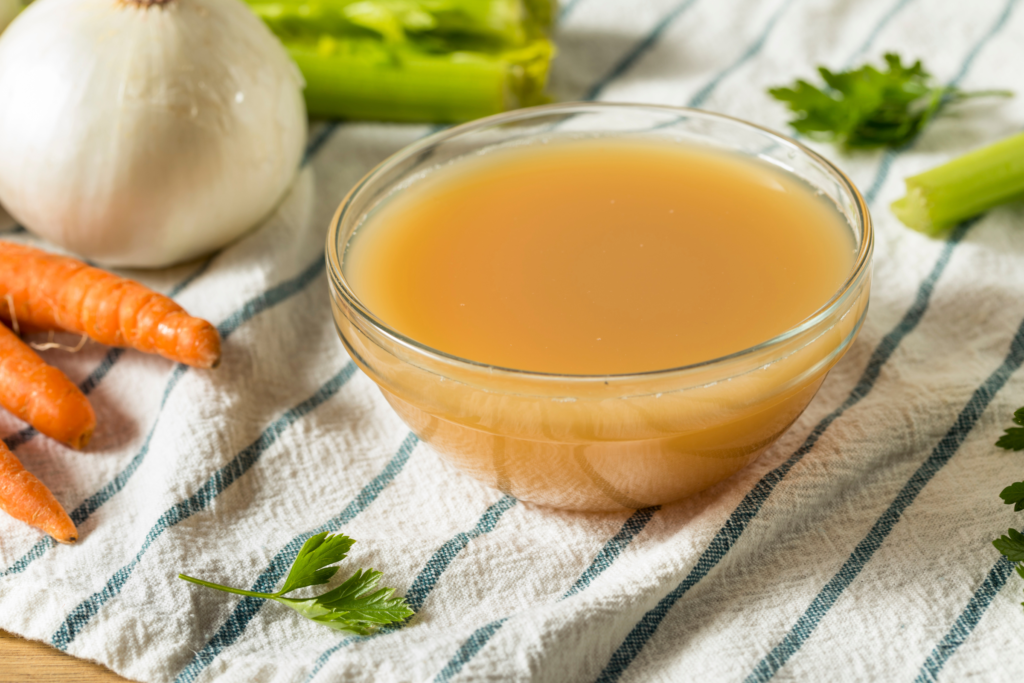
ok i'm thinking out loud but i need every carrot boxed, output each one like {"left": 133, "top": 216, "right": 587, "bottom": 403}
{"left": 0, "top": 322, "right": 96, "bottom": 449}
{"left": 0, "top": 439, "right": 77, "bottom": 543}
{"left": 0, "top": 242, "right": 221, "bottom": 368}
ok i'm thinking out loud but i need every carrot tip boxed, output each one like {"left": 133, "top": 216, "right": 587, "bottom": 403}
{"left": 69, "top": 425, "right": 94, "bottom": 450}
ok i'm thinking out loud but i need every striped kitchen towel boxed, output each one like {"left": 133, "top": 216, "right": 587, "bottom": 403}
{"left": 2, "top": 0, "right": 1024, "bottom": 681}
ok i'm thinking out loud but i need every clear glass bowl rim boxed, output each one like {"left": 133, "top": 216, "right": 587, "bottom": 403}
{"left": 326, "top": 102, "right": 873, "bottom": 383}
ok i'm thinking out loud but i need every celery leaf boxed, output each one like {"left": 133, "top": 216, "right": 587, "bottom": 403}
{"left": 179, "top": 532, "right": 412, "bottom": 635}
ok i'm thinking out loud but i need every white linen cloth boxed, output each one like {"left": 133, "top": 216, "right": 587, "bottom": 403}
{"left": 2, "top": 0, "right": 1024, "bottom": 681}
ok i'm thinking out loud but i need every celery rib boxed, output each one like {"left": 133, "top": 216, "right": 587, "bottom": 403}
{"left": 291, "top": 39, "right": 552, "bottom": 122}
{"left": 892, "top": 130, "right": 1024, "bottom": 235}
{"left": 244, "top": 0, "right": 556, "bottom": 122}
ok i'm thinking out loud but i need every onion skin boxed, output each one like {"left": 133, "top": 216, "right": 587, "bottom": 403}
{"left": 0, "top": 0, "right": 307, "bottom": 267}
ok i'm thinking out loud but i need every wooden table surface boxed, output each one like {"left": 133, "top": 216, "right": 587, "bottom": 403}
{"left": 0, "top": 629, "right": 134, "bottom": 682}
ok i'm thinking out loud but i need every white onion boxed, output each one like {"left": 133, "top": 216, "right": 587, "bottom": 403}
{"left": 0, "top": 0, "right": 307, "bottom": 267}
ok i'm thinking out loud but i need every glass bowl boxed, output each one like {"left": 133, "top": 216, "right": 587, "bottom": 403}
{"left": 326, "top": 103, "right": 872, "bottom": 512}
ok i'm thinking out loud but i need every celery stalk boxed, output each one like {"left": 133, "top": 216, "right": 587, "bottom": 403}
{"left": 891, "top": 130, "right": 1024, "bottom": 235}
{"left": 290, "top": 38, "right": 552, "bottom": 121}
{"left": 248, "top": 0, "right": 550, "bottom": 48}
{"left": 244, "top": 0, "right": 556, "bottom": 122}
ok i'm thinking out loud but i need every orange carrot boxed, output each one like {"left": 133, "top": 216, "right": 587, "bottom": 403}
{"left": 0, "top": 322, "right": 96, "bottom": 449}
{"left": 0, "top": 242, "right": 221, "bottom": 368}
{"left": 0, "top": 439, "right": 77, "bottom": 543}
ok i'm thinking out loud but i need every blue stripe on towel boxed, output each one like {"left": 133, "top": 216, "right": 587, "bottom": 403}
{"left": 1, "top": 262, "right": 204, "bottom": 453}
{"left": 593, "top": 209, "right": 975, "bottom": 683}
{"left": 0, "top": 124, "right": 342, "bottom": 574}
{"left": 687, "top": 0, "right": 795, "bottom": 108}
{"left": 787, "top": 0, "right": 917, "bottom": 146}
{"left": 301, "top": 496, "right": 519, "bottom": 683}
{"left": 863, "top": 0, "right": 1017, "bottom": 206}
{"left": 1, "top": 256, "right": 219, "bottom": 452}
{"left": 0, "top": 123, "right": 340, "bottom": 586}
{"left": 379, "top": 3, "right": 801, "bottom": 678}
{"left": 172, "top": 1, "right": 743, "bottom": 676}
{"left": 587, "top": 0, "right": 794, "bottom": 106}
{"left": 1, "top": 124, "right": 337, "bottom": 450}
{"left": 173, "top": 432, "right": 420, "bottom": 683}
{"left": 594, "top": 2, "right": 1016, "bottom": 676}
{"left": 302, "top": 122, "right": 340, "bottom": 166}
{"left": 405, "top": 496, "right": 519, "bottom": 613}
{"left": 914, "top": 557, "right": 1017, "bottom": 682}
{"left": 171, "top": 119, "right": 458, "bottom": 681}
{"left": 746, "top": 312, "right": 1024, "bottom": 683}
{"left": 50, "top": 362, "right": 359, "bottom": 650}
{"left": 431, "top": 507, "right": 661, "bottom": 683}
{"left": 737, "top": 2, "right": 1023, "bottom": 677}
{"left": 564, "top": 507, "right": 661, "bottom": 600}
{"left": 433, "top": 618, "right": 511, "bottom": 683}
{"left": 842, "top": 0, "right": 916, "bottom": 67}
{"left": 2, "top": 347, "right": 126, "bottom": 452}
{"left": 167, "top": 259, "right": 215, "bottom": 299}
{"left": 425, "top": 1, "right": 880, "bottom": 679}
{"left": 584, "top": 0, "right": 703, "bottom": 101}
{"left": 1, "top": 255, "right": 332, "bottom": 579}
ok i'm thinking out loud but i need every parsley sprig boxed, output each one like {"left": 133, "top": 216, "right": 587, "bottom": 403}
{"left": 993, "top": 408, "right": 1024, "bottom": 607}
{"left": 768, "top": 53, "right": 1010, "bottom": 149}
{"left": 179, "top": 532, "right": 413, "bottom": 635}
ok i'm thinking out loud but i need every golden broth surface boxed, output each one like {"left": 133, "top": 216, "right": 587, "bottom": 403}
{"left": 345, "top": 138, "right": 855, "bottom": 375}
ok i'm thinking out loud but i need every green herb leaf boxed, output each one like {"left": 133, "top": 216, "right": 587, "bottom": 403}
{"left": 276, "top": 532, "right": 355, "bottom": 595}
{"left": 317, "top": 568, "right": 413, "bottom": 623}
{"left": 1000, "top": 481, "right": 1024, "bottom": 512}
{"left": 997, "top": 428, "right": 1024, "bottom": 451}
{"left": 993, "top": 529, "right": 1024, "bottom": 562}
{"left": 1011, "top": 407, "right": 1024, "bottom": 427}
{"left": 990, "top": 406, "right": 1024, "bottom": 613}
{"left": 179, "top": 533, "right": 412, "bottom": 635}
{"left": 768, "top": 53, "right": 1010, "bottom": 150}
{"left": 995, "top": 407, "right": 1024, "bottom": 451}
{"left": 278, "top": 569, "right": 414, "bottom": 634}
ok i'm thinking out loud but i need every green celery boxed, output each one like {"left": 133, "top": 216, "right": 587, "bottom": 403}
{"left": 891, "top": 131, "right": 1024, "bottom": 235}
{"left": 291, "top": 37, "right": 552, "bottom": 121}
{"left": 247, "top": 0, "right": 550, "bottom": 47}
{"left": 244, "top": 0, "right": 555, "bottom": 122}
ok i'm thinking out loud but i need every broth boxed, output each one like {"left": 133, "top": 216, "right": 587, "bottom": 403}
{"left": 345, "top": 137, "right": 855, "bottom": 375}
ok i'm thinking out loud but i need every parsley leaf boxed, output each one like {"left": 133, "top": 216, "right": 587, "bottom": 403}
{"left": 279, "top": 568, "right": 414, "bottom": 635}
{"left": 768, "top": 53, "right": 1010, "bottom": 149}
{"left": 277, "top": 532, "right": 355, "bottom": 595}
{"left": 996, "top": 407, "right": 1024, "bottom": 451}
{"left": 992, "top": 407, "right": 1024, "bottom": 610}
{"left": 994, "top": 529, "right": 1024, "bottom": 562}
{"left": 1000, "top": 481, "right": 1024, "bottom": 512}
{"left": 179, "top": 532, "right": 413, "bottom": 635}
